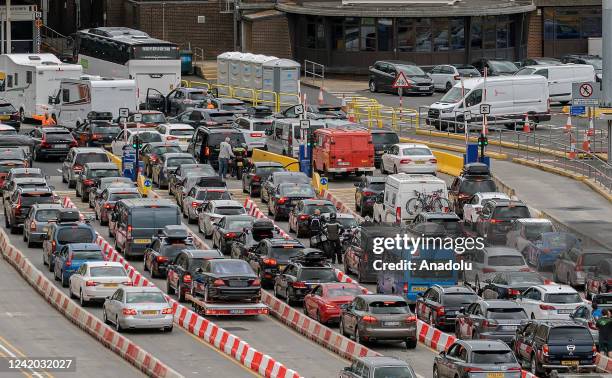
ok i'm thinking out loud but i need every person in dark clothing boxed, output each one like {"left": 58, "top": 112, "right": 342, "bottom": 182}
{"left": 325, "top": 213, "right": 343, "bottom": 264}
{"left": 597, "top": 309, "right": 612, "bottom": 357}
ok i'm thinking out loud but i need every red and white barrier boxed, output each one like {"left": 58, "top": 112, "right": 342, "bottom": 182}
{"left": 596, "top": 353, "right": 612, "bottom": 373}
{"left": 320, "top": 189, "right": 362, "bottom": 221}
{"left": 0, "top": 223, "right": 180, "bottom": 378}
{"left": 62, "top": 196, "right": 302, "bottom": 378}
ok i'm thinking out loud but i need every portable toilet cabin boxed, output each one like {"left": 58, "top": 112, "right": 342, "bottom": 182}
{"left": 253, "top": 55, "right": 277, "bottom": 102}
{"left": 235, "top": 53, "right": 256, "bottom": 101}
{"left": 217, "top": 52, "right": 241, "bottom": 96}
{"left": 228, "top": 52, "right": 244, "bottom": 95}
{"left": 262, "top": 58, "right": 301, "bottom": 110}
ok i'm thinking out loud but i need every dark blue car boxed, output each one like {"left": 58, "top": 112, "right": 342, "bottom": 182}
{"left": 53, "top": 243, "right": 105, "bottom": 287}
{"left": 524, "top": 232, "right": 580, "bottom": 270}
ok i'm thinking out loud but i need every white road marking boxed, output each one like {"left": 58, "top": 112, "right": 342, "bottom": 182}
{"left": 0, "top": 341, "right": 45, "bottom": 378}
{"left": 56, "top": 169, "right": 62, "bottom": 174}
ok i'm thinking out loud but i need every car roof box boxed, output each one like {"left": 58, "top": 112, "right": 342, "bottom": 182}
{"left": 57, "top": 209, "right": 81, "bottom": 223}
{"left": 462, "top": 163, "right": 490, "bottom": 176}
{"left": 161, "top": 225, "right": 189, "bottom": 239}
{"left": 291, "top": 248, "right": 328, "bottom": 266}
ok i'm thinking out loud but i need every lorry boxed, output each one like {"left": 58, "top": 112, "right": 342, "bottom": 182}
{"left": 50, "top": 76, "right": 138, "bottom": 129}
{"left": 312, "top": 128, "right": 375, "bottom": 176}
{"left": 0, "top": 54, "right": 83, "bottom": 122}
{"left": 373, "top": 173, "right": 448, "bottom": 224}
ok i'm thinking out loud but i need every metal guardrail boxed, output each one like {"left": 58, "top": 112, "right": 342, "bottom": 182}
{"left": 40, "top": 25, "right": 73, "bottom": 57}
{"left": 303, "top": 60, "right": 325, "bottom": 88}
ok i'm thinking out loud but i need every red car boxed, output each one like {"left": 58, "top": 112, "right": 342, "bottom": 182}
{"left": 303, "top": 282, "right": 366, "bottom": 325}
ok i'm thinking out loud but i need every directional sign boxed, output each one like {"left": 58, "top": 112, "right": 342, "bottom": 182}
{"left": 479, "top": 104, "right": 491, "bottom": 115}
{"left": 463, "top": 111, "right": 472, "bottom": 121}
{"left": 300, "top": 119, "right": 310, "bottom": 130}
{"left": 572, "top": 82, "right": 600, "bottom": 106}
{"left": 133, "top": 113, "right": 143, "bottom": 122}
{"left": 119, "top": 107, "right": 129, "bottom": 118}
{"left": 570, "top": 106, "right": 586, "bottom": 116}
{"left": 320, "top": 177, "right": 328, "bottom": 185}
{"left": 294, "top": 104, "right": 304, "bottom": 115}
{"left": 392, "top": 71, "right": 411, "bottom": 88}
{"left": 144, "top": 179, "right": 152, "bottom": 187}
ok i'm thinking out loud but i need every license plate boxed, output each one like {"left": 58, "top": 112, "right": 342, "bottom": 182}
{"left": 0, "top": 115, "right": 9, "bottom": 120}
{"left": 414, "top": 161, "right": 425, "bottom": 164}
{"left": 486, "top": 373, "right": 504, "bottom": 378}
{"left": 237, "top": 162, "right": 243, "bottom": 167}
{"left": 141, "top": 310, "right": 158, "bottom": 315}
{"left": 419, "top": 87, "right": 430, "bottom": 91}
{"left": 561, "top": 360, "right": 579, "bottom": 366}
{"left": 384, "top": 321, "right": 400, "bottom": 327}
{"left": 105, "top": 283, "right": 118, "bottom": 288}
{"left": 54, "top": 144, "right": 67, "bottom": 148}
{"left": 230, "top": 280, "right": 248, "bottom": 287}
{"left": 412, "top": 286, "right": 428, "bottom": 292}
{"left": 230, "top": 309, "right": 245, "bottom": 314}
{"left": 338, "top": 162, "right": 350, "bottom": 166}
{"left": 558, "top": 309, "right": 573, "bottom": 314}
{"left": 134, "top": 239, "right": 150, "bottom": 244}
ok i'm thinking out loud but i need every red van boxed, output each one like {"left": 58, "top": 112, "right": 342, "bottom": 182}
{"left": 312, "top": 128, "right": 375, "bottom": 175}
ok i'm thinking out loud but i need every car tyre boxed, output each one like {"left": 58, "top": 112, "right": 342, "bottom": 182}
{"left": 285, "top": 288, "right": 293, "bottom": 305}
{"left": 531, "top": 354, "right": 540, "bottom": 375}
{"left": 115, "top": 316, "right": 122, "bottom": 332}
{"left": 433, "top": 366, "right": 439, "bottom": 378}
{"left": 406, "top": 338, "right": 417, "bottom": 349}
{"left": 177, "top": 284, "right": 186, "bottom": 302}
{"left": 166, "top": 279, "right": 175, "bottom": 295}
{"left": 79, "top": 290, "right": 88, "bottom": 307}
{"left": 339, "top": 318, "right": 347, "bottom": 336}
{"left": 355, "top": 327, "right": 362, "bottom": 344}
{"left": 445, "top": 82, "right": 452, "bottom": 92}
{"left": 274, "top": 284, "right": 280, "bottom": 298}
{"left": 164, "top": 326, "right": 173, "bottom": 333}
{"left": 369, "top": 80, "right": 377, "bottom": 93}
{"left": 103, "top": 308, "right": 109, "bottom": 324}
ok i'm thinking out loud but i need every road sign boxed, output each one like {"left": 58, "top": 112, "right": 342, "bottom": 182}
{"left": 300, "top": 119, "right": 310, "bottom": 130}
{"left": 572, "top": 82, "right": 600, "bottom": 106}
{"left": 479, "top": 104, "right": 491, "bottom": 115}
{"left": 392, "top": 71, "right": 411, "bottom": 88}
{"left": 144, "top": 179, "right": 152, "bottom": 187}
{"left": 570, "top": 106, "right": 586, "bottom": 116}
{"left": 294, "top": 104, "right": 304, "bottom": 115}
{"left": 463, "top": 111, "right": 472, "bottom": 121}
{"left": 119, "top": 108, "right": 129, "bottom": 118}
{"left": 133, "top": 113, "right": 143, "bottom": 122}
{"left": 320, "top": 177, "right": 328, "bottom": 185}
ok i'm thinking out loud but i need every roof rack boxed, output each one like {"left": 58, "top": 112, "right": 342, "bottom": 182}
{"left": 461, "top": 163, "right": 490, "bottom": 176}
{"left": 289, "top": 249, "right": 329, "bottom": 266}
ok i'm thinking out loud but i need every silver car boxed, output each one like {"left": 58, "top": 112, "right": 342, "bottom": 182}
{"left": 23, "top": 203, "right": 64, "bottom": 248}
{"left": 232, "top": 116, "right": 273, "bottom": 152}
{"left": 197, "top": 200, "right": 246, "bottom": 238}
{"left": 182, "top": 187, "right": 231, "bottom": 224}
{"left": 103, "top": 286, "right": 174, "bottom": 332}
{"left": 464, "top": 246, "right": 530, "bottom": 289}
{"left": 554, "top": 248, "right": 612, "bottom": 288}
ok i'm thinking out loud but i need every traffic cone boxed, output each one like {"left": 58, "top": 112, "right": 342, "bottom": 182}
{"left": 318, "top": 87, "right": 324, "bottom": 105}
{"left": 522, "top": 114, "right": 531, "bottom": 133}
{"left": 564, "top": 115, "right": 572, "bottom": 134}
{"left": 587, "top": 116, "right": 594, "bottom": 136}
{"left": 569, "top": 135, "right": 577, "bottom": 159}
{"left": 582, "top": 130, "right": 591, "bottom": 153}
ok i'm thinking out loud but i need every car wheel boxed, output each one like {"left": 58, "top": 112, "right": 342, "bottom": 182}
{"left": 152, "top": 263, "right": 159, "bottom": 279}
{"left": 274, "top": 284, "right": 280, "bottom": 298}
{"left": 393, "top": 165, "right": 398, "bottom": 174}
{"left": 115, "top": 316, "right": 122, "bottom": 332}
{"left": 339, "top": 318, "right": 346, "bottom": 336}
{"left": 164, "top": 326, "right": 173, "bottom": 333}
{"left": 61, "top": 171, "right": 67, "bottom": 183}
{"left": 103, "top": 308, "right": 109, "bottom": 324}
{"left": 531, "top": 313, "right": 535, "bottom": 319}
{"left": 406, "top": 338, "right": 417, "bottom": 349}
{"left": 54, "top": 267, "right": 60, "bottom": 281}
{"left": 79, "top": 290, "right": 88, "bottom": 307}
{"left": 27, "top": 236, "right": 34, "bottom": 249}
{"left": 61, "top": 272, "right": 68, "bottom": 287}
{"left": 166, "top": 279, "right": 175, "bottom": 295}
{"left": 445, "top": 82, "right": 452, "bottom": 92}
{"left": 242, "top": 181, "right": 248, "bottom": 193}
{"left": 177, "top": 284, "right": 186, "bottom": 302}
{"left": 369, "top": 80, "right": 377, "bottom": 93}
{"left": 316, "top": 310, "right": 322, "bottom": 324}
{"left": 354, "top": 327, "right": 362, "bottom": 344}
{"left": 531, "top": 354, "right": 540, "bottom": 375}
{"left": 285, "top": 289, "right": 292, "bottom": 305}
{"left": 567, "top": 273, "right": 574, "bottom": 287}
{"left": 274, "top": 211, "right": 281, "bottom": 222}
{"left": 433, "top": 366, "right": 439, "bottom": 378}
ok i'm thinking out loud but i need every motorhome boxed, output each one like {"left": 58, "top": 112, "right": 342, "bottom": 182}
{"left": 0, "top": 54, "right": 83, "bottom": 122}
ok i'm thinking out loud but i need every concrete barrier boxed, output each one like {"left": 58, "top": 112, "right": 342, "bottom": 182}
{"left": 431, "top": 150, "right": 463, "bottom": 177}
{"left": 0, "top": 224, "right": 180, "bottom": 378}
{"left": 252, "top": 149, "right": 300, "bottom": 172}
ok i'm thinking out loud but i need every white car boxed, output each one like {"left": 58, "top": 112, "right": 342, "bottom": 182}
{"left": 111, "top": 129, "right": 163, "bottom": 156}
{"left": 428, "top": 64, "right": 481, "bottom": 92}
{"left": 0, "top": 124, "right": 17, "bottom": 135}
{"left": 515, "top": 284, "right": 585, "bottom": 320}
{"left": 69, "top": 261, "right": 131, "bottom": 306}
{"left": 103, "top": 286, "right": 173, "bottom": 332}
{"left": 462, "top": 192, "right": 510, "bottom": 227}
{"left": 232, "top": 116, "right": 273, "bottom": 152}
{"left": 381, "top": 143, "right": 437, "bottom": 175}
{"left": 197, "top": 199, "right": 246, "bottom": 238}
{"left": 155, "top": 123, "right": 194, "bottom": 151}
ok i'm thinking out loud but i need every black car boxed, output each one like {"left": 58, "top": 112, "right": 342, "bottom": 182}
{"left": 480, "top": 271, "right": 545, "bottom": 300}
{"left": 0, "top": 102, "right": 21, "bottom": 130}
{"left": 211, "top": 215, "right": 255, "bottom": 255}
{"left": 241, "top": 161, "right": 285, "bottom": 196}
{"left": 140, "top": 142, "right": 183, "bottom": 178}
{"left": 288, "top": 199, "right": 336, "bottom": 238}
{"left": 144, "top": 225, "right": 196, "bottom": 278}
{"left": 368, "top": 60, "right": 433, "bottom": 95}
{"left": 354, "top": 175, "right": 385, "bottom": 217}
{"left": 433, "top": 340, "right": 521, "bottom": 378}
{"left": 448, "top": 164, "right": 496, "bottom": 217}
{"left": 246, "top": 238, "right": 305, "bottom": 287}
{"left": 260, "top": 171, "right": 310, "bottom": 204}
{"left": 72, "top": 120, "right": 121, "bottom": 148}
{"left": 191, "top": 259, "right": 261, "bottom": 302}
{"left": 268, "top": 183, "right": 316, "bottom": 221}
{"left": 4, "top": 187, "right": 56, "bottom": 234}
{"left": 166, "top": 249, "right": 224, "bottom": 302}
{"left": 29, "top": 127, "right": 77, "bottom": 161}
{"left": 514, "top": 320, "right": 597, "bottom": 375}
{"left": 471, "top": 58, "right": 519, "bottom": 76}
{"left": 172, "top": 108, "right": 236, "bottom": 128}
{"left": 476, "top": 199, "right": 531, "bottom": 244}
{"left": 273, "top": 249, "right": 337, "bottom": 304}
{"left": 187, "top": 126, "right": 247, "bottom": 169}
{"left": 75, "top": 162, "right": 121, "bottom": 202}
{"left": 165, "top": 87, "right": 210, "bottom": 115}
{"left": 229, "top": 218, "right": 281, "bottom": 260}
{"left": 370, "top": 130, "right": 399, "bottom": 168}
{"left": 415, "top": 285, "right": 479, "bottom": 330}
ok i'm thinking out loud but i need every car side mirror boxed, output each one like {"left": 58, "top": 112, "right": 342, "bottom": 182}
{"left": 48, "top": 185, "right": 55, "bottom": 191}
{"left": 265, "top": 129, "right": 273, "bottom": 136}
{"left": 439, "top": 351, "right": 446, "bottom": 357}
{"left": 195, "top": 267, "right": 204, "bottom": 274}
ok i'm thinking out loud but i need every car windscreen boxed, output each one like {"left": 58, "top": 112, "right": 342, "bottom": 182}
{"left": 0, "top": 149, "right": 26, "bottom": 160}
{"left": 45, "top": 132, "right": 73, "bottom": 142}
{"left": 327, "top": 286, "right": 362, "bottom": 297}
{"left": 21, "top": 193, "right": 55, "bottom": 206}
{"left": 430, "top": 219, "right": 460, "bottom": 233}
{"left": 371, "top": 132, "right": 400, "bottom": 145}
{"left": 548, "top": 327, "right": 593, "bottom": 342}
{"left": 543, "top": 233, "right": 577, "bottom": 249}
{"left": 402, "top": 148, "right": 432, "bottom": 156}
{"left": 470, "top": 350, "right": 516, "bottom": 364}
{"left": 126, "top": 291, "right": 167, "bottom": 304}
{"left": 222, "top": 103, "right": 246, "bottom": 111}
{"left": 108, "top": 192, "right": 141, "bottom": 201}
{"left": 209, "top": 113, "right": 236, "bottom": 124}
{"left": 368, "top": 300, "right": 410, "bottom": 314}
{"left": 489, "top": 60, "right": 518, "bottom": 73}
{"left": 253, "top": 122, "right": 273, "bottom": 132}
{"left": 89, "top": 266, "right": 127, "bottom": 277}
{"left": 488, "top": 255, "right": 525, "bottom": 266}
{"left": 524, "top": 224, "right": 554, "bottom": 240}
{"left": 57, "top": 228, "right": 94, "bottom": 244}
{"left": 152, "top": 145, "right": 182, "bottom": 155}
{"left": 507, "top": 272, "right": 544, "bottom": 285}
{"left": 211, "top": 260, "right": 253, "bottom": 275}
{"left": 492, "top": 206, "right": 530, "bottom": 220}
{"left": 216, "top": 206, "right": 246, "bottom": 216}
{"left": 208, "top": 133, "right": 246, "bottom": 146}
{"left": 367, "top": 182, "right": 386, "bottom": 191}
{"left": 130, "top": 207, "right": 180, "bottom": 228}
{"left": 373, "top": 366, "right": 415, "bottom": 378}
{"left": 440, "top": 87, "right": 464, "bottom": 103}
{"left": 274, "top": 174, "right": 309, "bottom": 185}
{"left": 167, "top": 157, "right": 196, "bottom": 167}
{"left": 298, "top": 268, "right": 336, "bottom": 282}
{"left": 255, "top": 166, "right": 284, "bottom": 175}
{"left": 92, "top": 125, "right": 121, "bottom": 134}
{"left": 169, "top": 129, "right": 194, "bottom": 136}
{"left": 226, "top": 219, "right": 253, "bottom": 230}
{"left": 35, "top": 209, "right": 60, "bottom": 221}
{"left": 456, "top": 67, "right": 480, "bottom": 77}
{"left": 487, "top": 307, "right": 528, "bottom": 320}
{"left": 89, "top": 169, "right": 120, "bottom": 178}
{"left": 71, "top": 251, "right": 103, "bottom": 261}
{"left": 0, "top": 163, "right": 25, "bottom": 173}
{"left": 0, "top": 103, "right": 16, "bottom": 112}
{"left": 135, "top": 132, "right": 162, "bottom": 143}
{"left": 583, "top": 253, "right": 612, "bottom": 266}
{"left": 545, "top": 293, "right": 582, "bottom": 303}
{"left": 516, "top": 67, "right": 536, "bottom": 75}
{"left": 304, "top": 204, "right": 336, "bottom": 215}
{"left": 279, "top": 185, "right": 315, "bottom": 198}
{"left": 161, "top": 244, "right": 194, "bottom": 258}
{"left": 337, "top": 217, "right": 358, "bottom": 229}
{"left": 270, "top": 247, "right": 304, "bottom": 261}
{"left": 397, "top": 65, "right": 425, "bottom": 75}
{"left": 459, "top": 179, "right": 497, "bottom": 195}
{"left": 75, "top": 153, "right": 110, "bottom": 165}
{"left": 442, "top": 293, "right": 478, "bottom": 307}
{"left": 141, "top": 114, "right": 166, "bottom": 123}
{"left": 196, "top": 190, "right": 231, "bottom": 201}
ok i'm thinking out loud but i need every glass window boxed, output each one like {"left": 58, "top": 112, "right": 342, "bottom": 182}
{"left": 556, "top": 9, "right": 581, "bottom": 39}
{"left": 377, "top": 18, "right": 393, "bottom": 51}
{"left": 332, "top": 18, "right": 344, "bottom": 50}
{"left": 497, "top": 22, "right": 508, "bottom": 48}
{"left": 450, "top": 18, "right": 465, "bottom": 50}
{"left": 483, "top": 16, "right": 496, "bottom": 49}
{"left": 544, "top": 8, "right": 554, "bottom": 40}
{"left": 471, "top": 17, "right": 482, "bottom": 48}
{"left": 317, "top": 21, "right": 325, "bottom": 48}
{"left": 415, "top": 18, "right": 431, "bottom": 52}
{"left": 305, "top": 16, "right": 316, "bottom": 48}
{"left": 397, "top": 19, "right": 414, "bottom": 52}
{"left": 360, "top": 18, "right": 376, "bottom": 52}
{"left": 433, "top": 18, "right": 449, "bottom": 52}
{"left": 345, "top": 17, "right": 360, "bottom": 52}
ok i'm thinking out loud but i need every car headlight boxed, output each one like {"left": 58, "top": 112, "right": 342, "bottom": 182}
{"left": 441, "top": 108, "right": 454, "bottom": 113}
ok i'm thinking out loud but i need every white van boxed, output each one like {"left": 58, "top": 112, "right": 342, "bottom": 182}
{"left": 0, "top": 54, "right": 82, "bottom": 122}
{"left": 267, "top": 118, "right": 327, "bottom": 158}
{"left": 515, "top": 64, "right": 595, "bottom": 105}
{"left": 427, "top": 75, "right": 551, "bottom": 131}
{"left": 51, "top": 76, "right": 138, "bottom": 129}
{"left": 373, "top": 173, "right": 448, "bottom": 224}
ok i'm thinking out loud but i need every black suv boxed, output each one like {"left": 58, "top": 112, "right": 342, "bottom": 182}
{"left": 415, "top": 285, "right": 479, "bottom": 331}
{"left": 368, "top": 61, "right": 433, "bottom": 95}
{"left": 4, "top": 187, "right": 56, "bottom": 234}
{"left": 0, "top": 102, "right": 20, "bottom": 130}
{"left": 370, "top": 130, "right": 399, "bottom": 168}
{"left": 448, "top": 163, "right": 497, "bottom": 217}
{"left": 143, "top": 225, "right": 195, "bottom": 278}
{"left": 187, "top": 127, "right": 247, "bottom": 170}
{"left": 476, "top": 199, "right": 531, "bottom": 244}
{"left": 29, "top": 127, "right": 77, "bottom": 161}
{"left": 245, "top": 238, "right": 305, "bottom": 287}
{"left": 166, "top": 249, "right": 224, "bottom": 302}
{"left": 514, "top": 320, "right": 597, "bottom": 375}
{"left": 75, "top": 162, "right": 121, "bottom": 202}
{"left": 273, "top": 249, "right": 337, "bottom": 304}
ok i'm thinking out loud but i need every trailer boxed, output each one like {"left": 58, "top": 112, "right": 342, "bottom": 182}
{"left": 0, "top": 54, "right": 83, "bottom": 122}
{"left": 186, "top": 293, "right": 269, "bottom": 316}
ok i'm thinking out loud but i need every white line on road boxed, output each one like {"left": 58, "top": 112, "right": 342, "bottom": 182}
{"left": 0, "top": 341, "right": 45, "bottom": 378}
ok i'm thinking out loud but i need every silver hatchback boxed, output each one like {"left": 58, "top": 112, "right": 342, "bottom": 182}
{"left": 103, "top": 286, "right": 174, "bottom": 332}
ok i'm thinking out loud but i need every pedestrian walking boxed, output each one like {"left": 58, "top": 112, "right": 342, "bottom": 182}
{"left": 206, "top": 99, "right": 215, "bottom": 109}
{"left": 596, "top": 309, "right": 612, "bottom": 357}
{"left": 218, "top": 137, "right": 234, "bottom": 180}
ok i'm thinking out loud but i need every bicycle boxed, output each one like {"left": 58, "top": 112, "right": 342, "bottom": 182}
{"left": 406, "top": 189, "right": 451, "bottom": 215}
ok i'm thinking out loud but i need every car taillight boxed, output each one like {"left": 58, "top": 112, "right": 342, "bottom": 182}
{"left": 429, "top": 158, "right": 437, "bottom": 163}
{"left": 85, "top": 280, "right": 98, "bottom": 286}
{"left": 183, "top": 274, "right": 192, "bottom": 283}
{"left": 51, "top": 240, "right": 56, "bottom": 252}
{"left": 298, "top": 214, "right": 310, "bottom": 221}
{"left": 396, "top": 207, "right": 401, "bottom": 223}
{"left": 263, "top": 258, "right": 277, "bottom": 266}
{"left": 250, "top": 279, "right": 261, "bottom": 286}
{"left": 30, "top": 221, "right": 36, "bottom": 231}
{"left": 540, "top": 304, "right": 556, "bottom": 311}
{"left": 403, "top": 283, "right": 408, "bottom": 294}
{"left": 91, "top": 133, "right": 102, "bottom": 140}
{"left": 508, "top": 289, "right": 521, "bottom": 296}
{"left": 122, "top": 281, "right": 133, "bottom": 286}
{"left": 122, "top": 308, "right": 137, "bottom": 315}
{"left": 482, "top": 319, "right": 498, "bottom": 328}
{"left": 191, "top": 201, "right": 200, "bottom": 208}
{"left": 519, "top": 267, "right": 531, "bottom": 272}
{"left": 405, "top": 315, "right": 416, "bottom": 322}
{"left": 399, "top": 159, "right": 412, "bottom": 164}
{"left": 213, "top": 279, "right": 225, "bottom": 287}
{"left": 162, "top": 307, "right": 174, "bottom": 314}
{"left": 252, "top": 175, "right": 261, "bottom": 182}
{"left": 204, "top": 147, "right": 210, "bottom": 156}
{"left": 362, "top": 191, "right": 374, "bottom": 196}
{"left": 73, "top": 164, "right": 83, "bottom": 172}
{"left": 224, "top": 232, "right": 237, "bottom": 238}
{"left": 292, "top": 281, "right": 307, "bottom": 289}
{"left": 156, "top": 256, "right": 169, "bottom": 263}
{"left": 507, "top": 367, "right": 521, "bottom": 371}
{"left": 362, "top": 315, "right": 377, "bottom": 323}
{"left": 436, "top": 307, "right": 445, "bottom": 316}
{"left": 464, "top": 367, "right": 483, "bottom": 372}
{"left": 542, "top": 344, "right": 549, "bottom": 356}
{"left": 458, "top": 193, "right": 470, "bottom": 199}
{"left": 453, "top": 75, "right": 460, "bottom": 81}
{"left": 127, "top": 225, "right": 132, "bottom": 238}
{"left": 483, "top": 268, "right": 497, "bottom": 273}
{"left": 104, "top": 203, "right": 113, "bottom": 209}
{"left": 65, "top": 259, "right": 72, "bottom": 267}
{"left": 489, "top": 219, "right": 501, "bottom": 224}
{"left": 83, "top": 179, "right": 94, "bottom": 186}
{"left": 41, "top": 139, "right": 51, "bottom": 148}
{"left": 250, "top": 133, "right": 263, "bottom": 137}
{"left": 575, "top": 256, "right": 584, "bottom": 272}
{"left": 14, "top": 198, "right": 21, "bottom": 215}
{"left": 277, "top": 197, "right": 288, "bottom": 205}
{"left": 166, "top": 136, "right": 178, "bottom": 141}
